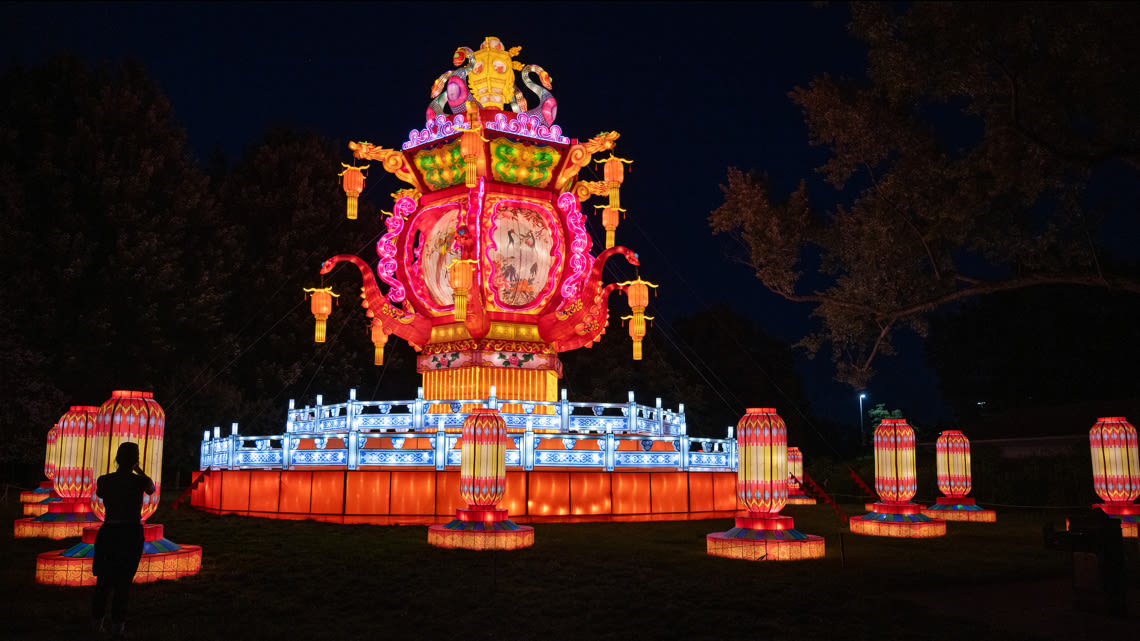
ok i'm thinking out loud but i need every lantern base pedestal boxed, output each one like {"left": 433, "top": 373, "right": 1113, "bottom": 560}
{"left": 427, "top": 508, "right": 534, "bottom": 550}
{"left": 35, "top": 523, "right": 203, "bottom": 586}
{"left": 23, "top": 496, "right": 62, "bottom": 516}
{"left": 19, "top": 483, "right": 53, "bottom": 503}
{"left": 1095, "top": 504, "right": 1139, "bottom": 538}
{"left": 786, "top": 491, "right": 816, "bottom": 505}
{"left": 706, "top": 514, "right": 825, "bottom": 561}
{"left": 922, "top": 497, "right": 996, "bottom": 522}
{"left": 14, "top": 498, "right": 101, "bottom": 539}
{"left": 851, "top": 503, "right": 946, "bottom": 538}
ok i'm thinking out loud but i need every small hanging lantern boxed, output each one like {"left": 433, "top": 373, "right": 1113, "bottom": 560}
{"left": 448, "top": 259, "right": 476, "bottom": 321}
{"left": 339, "top": 164, "right": 369, "bottom": 220}
{"left": 370, "top": 319, "right": 389, "bottom": 366}
{"left": 460, "top": 114, "right": 483, "bottom": 188}
{"left": 303, "top": 287, "right": 339, "bottom": 343}
{"left": 601, "top": 155, "right": 632, "bottom": 211}
{"left": 601, "top": 207, "right": 621, "bottom": 249}
{"left": 618, "top": 277, "right": 658, "bottom": 360}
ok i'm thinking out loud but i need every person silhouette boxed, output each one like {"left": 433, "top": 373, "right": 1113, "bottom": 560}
{"left": 91, "top": 442, "right": 156, "bottom": 638}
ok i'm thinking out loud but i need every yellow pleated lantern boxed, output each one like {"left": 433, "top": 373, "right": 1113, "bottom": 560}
{"left": 89, "top": 391, "right": 165, "bottom": 522}
{"left": 601, "top": 155, "right": 630, "bottom": 211}
{"left": 459, "top": 408, "right": 507, "bottom": 509}
{"left": 873, "top": 418, "right": 917, "bottom": 504}
{"left": 448, "top": 259, "right": 476, "bottom": 322}
{"left": 370, "top": 319, "right": 389, "bottom": 366}
{"left": 1090, "top": 417, "right": 1140, "bottom": 507}
{"left": 56, "top": 406, "right": 100, "bottom": 499}
{"left": 936, "top": 430, "right": 972, "bottom": 499}
{"left": 339, "top": 164, "right": 368, "bottom": 220}
{"left": 460, "top": 120, "right": 483, "bottom": 188}
{"left": 304, "top": 286, "right": 338, "bottom": 343}
{"left": 737, "top": 407, "right": 788, "bottom": 516}
{"left": 44, "top": 424, "right": 60, "bottom": 482}
{"left": 601, "top": 207, "right": 620, "bottom": 249}
{"left": 619, "top": 277, "right": 657, "bottom": 361}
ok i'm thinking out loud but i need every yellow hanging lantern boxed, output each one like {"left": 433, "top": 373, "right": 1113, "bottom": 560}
{"left": 460, "top": 116, "right": 483, "bottom": 188}
{"left": 90, "top": 391, "right": 165, "bottom": 523}
{"left": 601, "top": 207, "right": 621, "bottom": 249}
{"left": 370, "top": 319, "right": 389, "bottom": 366}
{"left": 601, "top": 155, "right": 631, "bottom": 211}
{"left": 448, "top": 258, "right": 476, "bottom": 321}
{"left": 618, "top": 277, "right": 658, "bottom": 360}
{"left": 303, "top": 287, "right": 339, "bottom": 343}
{"left": 339, "top": 164, "right": 368, "bottom": 220}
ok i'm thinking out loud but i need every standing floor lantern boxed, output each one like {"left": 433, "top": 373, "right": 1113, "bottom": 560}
{"left": 785, "top": 446, "right": 816, "bottom": 505}
{"left": 428, "top": 408, "right": 534, "bottom": 550}
{"left": 15, "top": 407, "right": 102, "bottom": 538}
{"left": 922, "top": 430, "right": 995, "bottom": 522}
{"left": 850, "top": 418, "right": 946, "bottom": 538}
{"left": 707, "top": 408, "right": 824, "bottom": 561}
{"left": 1089, "top": 416, "right": 1139, "bottom": 538}
{"left": 36, "top": 391, "right": 202, "bottom": 586}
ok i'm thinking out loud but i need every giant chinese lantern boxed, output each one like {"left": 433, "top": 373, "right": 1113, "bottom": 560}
{"left": 14, "top": 406, "right": 102, "bottom": 539}
{"left": 35, "top": 390, "right": 202, "bottom": 586}
{"left": 428, "top": 408, "right": 534, "bottom": 550}
{"left": 922, "top": 430, "right": 996, "bottom": 522}
{"left": 707, "top": 408, "right": 824, "bottom": 561}
{"left": 786, "top": 446, "right": 816, "bottom": 505}
{"left": 340, "top": 164, "right": 368, "bottom": 220}
{"left": 316, "top": 36, "right": 654, "bottom": 412}
{"left": 1089, "top": 416, "right": 1139, "bottom": 538}
{"left": 850, "top": 417, "right": 946, "bottom": 538}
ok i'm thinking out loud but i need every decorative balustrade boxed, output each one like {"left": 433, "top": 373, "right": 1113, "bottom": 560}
{"left": 199, "top": 388, "right": 737, "bottom": 473}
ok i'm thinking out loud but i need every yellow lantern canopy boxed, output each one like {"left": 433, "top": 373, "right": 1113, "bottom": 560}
{"left": 90, "top": 391, "right": 165, "bottom": 522}
{"left": 339, "top": 164, "right": 368, "bottom": 220}
{"left": 304, "top": 286, "right": 339, "bottom": 343}
{"left": 56, "top": 406, "right": 99, "bottom": 499}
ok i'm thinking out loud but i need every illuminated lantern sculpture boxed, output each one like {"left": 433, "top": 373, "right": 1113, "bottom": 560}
{"left": 619, "top": 277, "right": 657, "bottom": 361}
{"left": 707, "top": 408, "right": 824, "bottom": 561}
{"left": 15, "top": 407, "right": 102, "bottom": 538}
{"left": 317, "top": 36, "right": 653, "bottom": 412}
{"left": 19, "top": 424, "right": 62, "bottom": 515}
{"left": 785, "top": 446, "right": 816, "bottom": 505}
{"left": 428, "top": 408, "right": 534, "bottom": 549}
{"left": 850, "top": 418, "right": 946, "bottom": 538}
{"left": 1088, "top": 416, "right": 1139, "bottom": 538}
{"left": 339, "top": 164, "right": 368, "bottom": 220}
{"left": 921, "top": 430, "right": 996, "bottom": 522}
{"left": 35, "top": 391, "right": 202, "bottom": 586}
{"left": 304, "top": 286, "right": 338, "bottom": 343}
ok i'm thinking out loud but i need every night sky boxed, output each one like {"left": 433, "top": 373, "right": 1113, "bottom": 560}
{"left": 2, "top": 2, "right": 954, "bottom": 428}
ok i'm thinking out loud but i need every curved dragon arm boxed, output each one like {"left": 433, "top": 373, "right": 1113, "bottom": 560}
{"left": 537, "top": 245, "right": 639, "bottom": 349}
{"left": 320, "top": 254, "right": 432, "bottom": 347}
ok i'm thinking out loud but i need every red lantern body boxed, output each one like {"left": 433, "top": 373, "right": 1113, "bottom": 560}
{"left": 873, "top": 418, "right": 916, "bottom": 504}
{"left": 736, "top": 407, "right": 787, "bottom": 516}
{"left": 1090, "top": 417, "right": 1140, "bottom": 506}
{"left": 56, "top": 406, "right": 100, "bottom": 499}
{"left": 90, "top": 391, "right": 165, "bottom": 522}
{"left": 936, "top": 430, "right": 971, "bottom": 499}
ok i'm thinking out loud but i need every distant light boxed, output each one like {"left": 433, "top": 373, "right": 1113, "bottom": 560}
{"left": 859, "top": 393, "right": 867, "bottom": 399}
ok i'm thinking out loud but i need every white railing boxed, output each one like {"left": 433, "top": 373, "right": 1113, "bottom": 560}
{"left": 200, "top": 387, "right": 737, "bottom": 473}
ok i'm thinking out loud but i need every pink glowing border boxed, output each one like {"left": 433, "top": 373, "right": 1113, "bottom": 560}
{"left": 486, "top": 112, "right": 569, "bottom": 145}
{"left": 402, "top": 199, "right": 467, "bottom": 315}
{"left": 403, "top": 114, "right": 469, "bottom": 151}
{"left": 556, "top": 192, "right": 591, "bottom": 307}
{"left": 376, "top": 196, "right": 417, "bottom": 304}
{"left": 484, "top": 197, "right": 563, "bottom": 312}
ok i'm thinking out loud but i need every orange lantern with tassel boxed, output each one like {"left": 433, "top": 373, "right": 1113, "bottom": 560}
{"left": 448, "top": 259, "right": 475, "bottom": 321}
{"left": 304, "top": 287, "right": 339, "bottom": 343}
{"left": 370, "top": 319, "right": 389, "bottom": 366}
{"left": 601, "top": 207, "right": 620, "bottom": 249}
{"left": 339, "top": 164, "right": 368, "bottom": 220}
{"left": 602, "top": 155, "right": 630, "bottom": 210}
{"left": 460, "top": 116, "right": 483, "bottom": 188}
{"left": 619, "top": 277, "right": 657, "bottom": 360}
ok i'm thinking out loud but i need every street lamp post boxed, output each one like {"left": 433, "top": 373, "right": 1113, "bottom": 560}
{"left": 859, "top": 393, "right": 867, "bottom": 447}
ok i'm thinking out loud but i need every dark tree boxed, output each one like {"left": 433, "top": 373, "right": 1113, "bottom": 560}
{"left": 710, "top": 2, "right": 1140, "bottom": 388}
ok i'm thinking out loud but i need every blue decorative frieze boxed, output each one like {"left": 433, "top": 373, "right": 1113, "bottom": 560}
{"left": 505, "top": 450, "right": 521, "bottom": 466}
{"left": 359, "top": 415, "right": 414, "bottom": 429}
{"left": 614, "top": 452, "right": 680, "bottom": 467}
{"left": 535, "top": 451, "right": 605, "bottom": 467}
{"left": 237, "top": 450, "right": 284, "bottom": 467}
{"left": 292, "top": 450, "right": 348, "bottom": 466}
{"left": 569, "top": 416, "right": 624, "bottom": 432}
{"left": 359, "top": 450, "right": 433, "bottom": 466}
{"left": 689, "top": 453, "right": 730, "bottom": 468}
{"left": 446, "top": 450, "right": 462, "bottom": 466}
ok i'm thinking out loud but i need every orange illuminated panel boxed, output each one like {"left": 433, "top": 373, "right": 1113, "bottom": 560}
{"left": 248, "top": 472, "right": 281, "bottom": 513}
{"left": 849, "top": 516, "right": 947, "bottom": 538}
{"left": 36, "top": 546, "right": 203, "bottom": 586}
{"left": 426, "top": 526, "right": 534, "bottom": 550}
{"left": 612, "top": 473, "right": 650, "bottom": 514}
{"left": 389, "top": 471, "right": 436, "bottom": 515}
{"left": 203, "top": 471, "right": 221, "bottom": 510}
{"left": 651, "top": 473, "right": 688, "bottom": 514}
{"left": 570, "top": 472, "right": 612, "bottom": 515}
{"left": 309, "top": 471, "right": 345, "bottom": 514}
{"left": 345, "top": 472, "right": 390, "bottom": 515}
{"left": 529, "top": 472, "right": 570, "bottom": 516}
{"left": 220, "top": 470, "right": 250, "bottom": 512}
{"left": 706, "top": 534, "right": 825, "bottom": 561}
{"left": 501, "top": 471, "right": 527, "bottom": 515}
{"left": 435, "top": 471, "right": 465, "bottom": 516}
{"left": 712, "top": 472, "right": 739, "bottom": 511}
{"left": 279, "top": 471, "right": 313, "bottom": 513}
{"left": 688, "top": 473, "right": 715, "bottom": 512}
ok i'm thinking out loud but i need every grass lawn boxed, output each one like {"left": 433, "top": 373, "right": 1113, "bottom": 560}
{"left": 4, "top": 497, "right": 1139, "bottom": 640}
